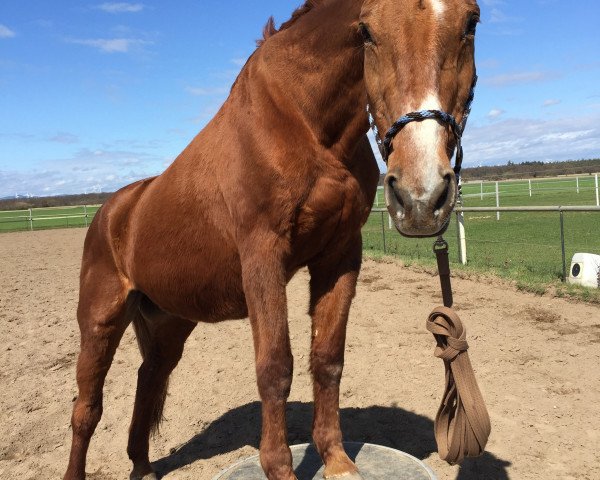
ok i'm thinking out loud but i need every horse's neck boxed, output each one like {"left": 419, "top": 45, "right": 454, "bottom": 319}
{"left": 244, "top": 0, "right": 367, "bottom": 159}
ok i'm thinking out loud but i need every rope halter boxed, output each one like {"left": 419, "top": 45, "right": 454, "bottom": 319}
{"left": 368, "top": 74, "right": 478, "bottom": 182}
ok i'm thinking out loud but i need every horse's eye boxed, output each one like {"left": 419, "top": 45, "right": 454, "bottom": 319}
{"left": 464, "top": 14, "right": 479, "bottom": 38}
{"left": 359, "top": 22, "right": 374, "bottom": 44}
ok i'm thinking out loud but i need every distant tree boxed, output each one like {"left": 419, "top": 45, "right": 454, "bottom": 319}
{"left": 461, "top": 158, "right": 600, "bottom": 181}
{"left": 0, "top": 192, "right": 114, "bottom": 211}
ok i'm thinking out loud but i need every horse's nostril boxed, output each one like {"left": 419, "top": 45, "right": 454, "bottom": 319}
{"left": 433, "top": 175, "right": 452, "bottom": 213}
{"left": 387, "top": 175, "right": 404, "bottom": 209}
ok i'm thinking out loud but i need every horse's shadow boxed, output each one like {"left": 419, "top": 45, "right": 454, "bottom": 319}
{"left": 152, "top": 401, "right": 510, "bottom": 479}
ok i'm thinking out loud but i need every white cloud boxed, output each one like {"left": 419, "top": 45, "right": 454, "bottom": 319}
{"left": 487, "top": 108, "right": 505, "bottom": 119}
{"left": 463, "top": 114, "right": 600, "bottom": 166}
{"left": 543, "top": 99, "right": 561, "bottom": 107}
{"left": 0, "top": 147, "right": 165, "bottom": 197}
{"left": 190, "top": 104, "right": 223, "bottom": 124}
{"left": 230, "top": 58, "right": 246, "bottom": 67}
{"left": 185, "top": 86, "right": 229, "bottom": 96}
{"left": 489, "top": 8, "right": 508, "bottom": 23}
{"left": 489, "top": 8, "right": 523, "bottom": 24}
{"left": 487, "top": 27, "right": 524, "bottom": 37}
{"left": 97, "top": 3, "right": 145, "bottom": 13}
{"left": 48, "top": 132, "right": 79, "bottom": 144}
{"left": 480, "top": 3, "right": 524, "bottom": 36}
{"left": 67, "top": 37, "right": 151, "bottom": 53}
{"left": 478, "top": 58, "right": 501, "bottom": 70}
{"left": 32, "top": 19, "right": 53, "bottom": 29}
{"left": 484, "top": 71, "right": 560, "bottom": 87}
{"left": 539, "top": 130, "right": 594, "bottom": 142}
{"left": 0, "top": 24, "right": 16, "bottom": 38}
{"left": 480, "top": 0, "right": 506, "bottom": 5}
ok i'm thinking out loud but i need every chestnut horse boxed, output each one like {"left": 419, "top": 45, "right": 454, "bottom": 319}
{"left": 64, "top": 0, "right": 479, "bottom": 479}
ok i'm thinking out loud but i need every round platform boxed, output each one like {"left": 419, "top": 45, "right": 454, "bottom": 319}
{"left": 212, "top": 442, "right": 436, "bottom": 480}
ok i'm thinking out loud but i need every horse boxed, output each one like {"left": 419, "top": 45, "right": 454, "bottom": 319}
{"left": 63, "top": 0, "right": 479, "bottom": 479}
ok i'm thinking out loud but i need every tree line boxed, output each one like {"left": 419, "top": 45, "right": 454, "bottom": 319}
{"left": 377, "top": 158, "right": 600, "bottom": 185}
{"left": 460, "top": 158, "right": 600, "bottom": 181}
{"left": 0, "top": 193, "right": 113, "bottom": 211}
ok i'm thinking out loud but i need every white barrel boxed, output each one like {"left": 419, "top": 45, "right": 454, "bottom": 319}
{"left": 568, "top": 253, "right": 600, "bottom": 289}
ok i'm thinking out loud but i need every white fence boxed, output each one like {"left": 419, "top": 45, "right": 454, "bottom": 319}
{"left": 454, "top": 205, "right": 600, "bottom": 280}
{"left": 0, "top": 205, "right": 99, "bottom": 232}
{"left": 461, "top": 173, "right": 600, "bottom": 206}
{"left": 371, "top": 205, "right": 600, "bottom": 282}
{"left": 375, "top": 173, "right": 600, "bottom": 208}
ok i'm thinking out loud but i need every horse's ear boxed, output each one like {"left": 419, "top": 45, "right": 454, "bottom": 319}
{"left": 257, "top": 16, "right": 277, "bottom": 47}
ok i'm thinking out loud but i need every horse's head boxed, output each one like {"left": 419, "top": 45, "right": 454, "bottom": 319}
{"left": 360, "top": 0, "right": 479, "bottom": 237}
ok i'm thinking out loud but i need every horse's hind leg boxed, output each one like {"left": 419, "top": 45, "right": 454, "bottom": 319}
{"left": 308, "top": 237, "right": 364, "bottom": 480}
{"left": 64, "top": 263, "right": 133, "bottom": 480}
{"left": 127, "top": 299, "right": 196, "bottom": 480}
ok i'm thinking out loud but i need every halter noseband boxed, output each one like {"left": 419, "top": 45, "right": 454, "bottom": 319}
{"left": 368, "top": 75, "right": 478, "bottom": 181}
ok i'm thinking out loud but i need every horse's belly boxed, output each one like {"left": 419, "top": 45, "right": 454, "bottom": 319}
{"left": 127, "top": 212, "right": 248, "bottom": 322}
{"left": 135, "top": 251, "right": 248, "bottom": 322}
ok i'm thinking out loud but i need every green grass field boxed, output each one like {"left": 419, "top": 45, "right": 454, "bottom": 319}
{"left": 366, "top": 175, "right": 600, "bottom": 297}
{"left": 0, "top": 205, "right": 101, "bottom": 232}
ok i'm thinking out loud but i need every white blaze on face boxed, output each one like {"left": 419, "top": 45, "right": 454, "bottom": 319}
{"left": 430, "top": 0, "right": 446, "bottom": 19}
{"left": 388, "top": 0, "right": 448, "bottom": 203}
{"left": 406, "top": 93, "right": 446, "bottom": 201}
{"left": 399, "top": 0, "right": 446, "bottom": 201}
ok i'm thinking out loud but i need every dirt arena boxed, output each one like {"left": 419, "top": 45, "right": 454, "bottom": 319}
{"left": 1, "top": 228, "right": 599, "bottom": 479}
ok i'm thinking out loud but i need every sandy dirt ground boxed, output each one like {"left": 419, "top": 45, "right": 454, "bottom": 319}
{"left": 1, "top": 228, "right": 599, "bottom": 480}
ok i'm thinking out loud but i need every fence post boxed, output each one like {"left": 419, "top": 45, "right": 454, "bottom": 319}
{"left": 559, "top": 210, "right": 567, "bottom": 282}
{"left": 480, "top": 181, "right": 483, "bottom": 200}
{"left": 380, "top": 211, "right": 387, "bottom": 254}
{"left": 28, "top": 208, "right": 33, "bottom": 231}
{"left": 495, "top": 182, "right": 500, "bottom": 221}
{"left": 84, "top": 205, "right": 88, "bottom": 227}
{"left": 528, "top": 179, "right": 532, "bottom": 197}
{"left": 388, "top": 214, "right": 393, "bottom": 230}
{"left": 595, "top": 174, "right": 599, "bottom": 206}
{"left": 456, "top": 211, "right": 467, "bottom": 265}
{"left": 576, "top": 177, "right": 580, "bottom": 194}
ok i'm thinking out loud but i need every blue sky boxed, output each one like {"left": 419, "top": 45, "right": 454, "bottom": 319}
{"left": 1, "top": 0, "right": 599, "bottom": 197}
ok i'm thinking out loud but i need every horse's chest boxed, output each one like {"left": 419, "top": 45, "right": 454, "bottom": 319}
{"left": 292, "top": 174, "right": 364, "bottom": 254}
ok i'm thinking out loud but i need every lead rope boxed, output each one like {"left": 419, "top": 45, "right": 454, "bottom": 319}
{"left": 426, "top": 238, "right": 491, "bottom": 464}
{"left": 368, "top": 74, "right": 488, "bottom": 462}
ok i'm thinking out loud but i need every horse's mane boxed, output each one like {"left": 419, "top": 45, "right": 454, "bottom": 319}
{"left": 257, "top": 0, "right": 324, "bottom": 46}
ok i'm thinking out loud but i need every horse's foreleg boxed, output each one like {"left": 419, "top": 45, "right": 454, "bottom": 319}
{"left": 308, "top": 237, "right": 363, "bottom": 480}
{"left": 242, "top": 247, "right": 296, "bottom": 480}
{"left": 64, "top": 270, "right": 132, "bottom": 480}
{"left": 127, "top": 310, "right": 196, "bottom": 480}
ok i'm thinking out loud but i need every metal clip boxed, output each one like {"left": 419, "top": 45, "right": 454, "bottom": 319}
{"left": 433, "top": 236, "right": 448, "bottom": 254}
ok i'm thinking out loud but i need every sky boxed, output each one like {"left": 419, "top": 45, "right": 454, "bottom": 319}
{"left": 1, "top": 0, "right": 599, "bottom": 197}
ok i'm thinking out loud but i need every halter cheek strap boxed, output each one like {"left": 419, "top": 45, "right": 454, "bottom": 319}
{"left": 368, "top": 74, "right": 478, "bottom": 182}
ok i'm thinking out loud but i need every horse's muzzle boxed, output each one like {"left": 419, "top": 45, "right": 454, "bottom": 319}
{"left": 384, "top": 170, "right": 456, "bottom": 238}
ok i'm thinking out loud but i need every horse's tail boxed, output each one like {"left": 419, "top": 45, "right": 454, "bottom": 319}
{"left": 131, "top": 296, "right": 169, "bottom": 436}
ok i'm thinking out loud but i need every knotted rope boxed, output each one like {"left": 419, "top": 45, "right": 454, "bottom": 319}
{"left": 427, "top": 239, "right": 491, "bottom": 464}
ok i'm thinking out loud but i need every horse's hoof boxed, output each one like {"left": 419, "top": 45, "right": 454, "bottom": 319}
{"left": 130, "top": 472, "right": 158, "bottom": 480}
{"left": 324, "top": 473, "right": 364, "bottom": 480}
